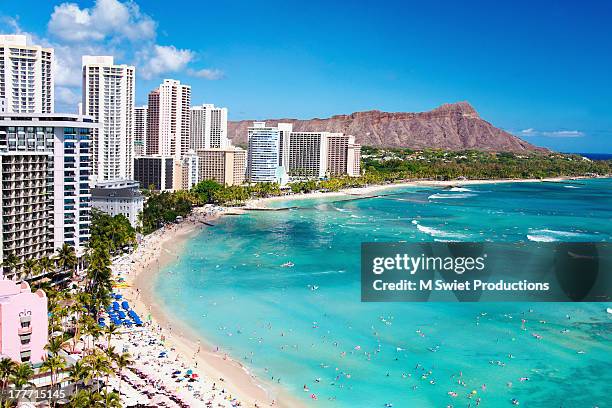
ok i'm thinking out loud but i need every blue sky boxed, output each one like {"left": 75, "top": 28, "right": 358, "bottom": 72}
{"left": 2, "top": 0, "right": 611, "bottom": 152}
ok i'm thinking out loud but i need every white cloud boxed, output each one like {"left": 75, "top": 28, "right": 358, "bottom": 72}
{"left": 187, "top": 68, "right": 225, "bottom": 80}
{"left": 56, "top": 86, "right": 81, "bottom": 111}
{"left": 2, "top": 0, "right": 222, "bottom": 111}
{"left": 138, "top": 45, "right": 194, "bottom": 79}
{"left": 48, "top": 0, "right": 156, "bottom": 42}
{"left": 520, "top": 129, "right": 585, "bottom": 138}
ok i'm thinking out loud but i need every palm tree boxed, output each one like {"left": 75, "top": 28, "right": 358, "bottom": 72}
{"left": 55, "top": 243, "right": 77, "bottom": 278}
{"left": 112, "top": 353, "right": 132, "bottom": 397}
{"left": 69, "top": 389, "right": 91, "bottom": 408}
{"left": 68, "top": 360, "right": 90, "bottom": 395}
{"left": 103, "top": 324, "right": 119, "bottom": 348}
{"left": 84, "top": 351, "right": 111, "bottom": 387}
{"left": 45, "top": 336, "right": 64, "bottom": 357}
{"left": 1, "top": 253, "right": 20, "bottom": 280}
{"left": 22, "top": 258, "right": 39, "bottom": 280}
{"left": 71, "top": 293, "right": 91, "bottom": 353}
{"left": 38, "top": 256, "right": 55, "bottom": 277}
{"left": 8, "top": 363, "right": 34, "bottom": 388}
{"left": 101, "top": 390, "right": 122, "bottom": 408}
{"left": 40, "top": 355, "right": 66, "bottom": 408}
{"left": 0, "top": 358, "right": 17, "bottom": 396}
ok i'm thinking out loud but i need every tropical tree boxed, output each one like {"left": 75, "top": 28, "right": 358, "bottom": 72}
{"left": 1, "top": 253, "right": 20, "bottom": 280}
{"left": 112, "top": 352, "right": 132, "bottom": 397}
{"left": 68, "top": 360, "right": 90, "bottom": 395}
{"left": 100, "top": 390, "right": 122, "bottom": 408}
{"left": 40, "top": 355, "right": 66, "bottom": 408}
{"left": 83, "top": 352, "right": 112, "bottom": 392}
{"left": 8, "top": 363, "right": 34, "bottom": 388}
{"left": 22, "top": 258, "right": 39, "bottom": 280}
{"left": 0, "top": 358, "right": 17, "bottom": 396}
{"left": 192, "top": 179, "right": 223, "bottom": 204}
{"left": 56, "top": 244, "right": 77, "bottom": 278}
{"left": 38, "top": 256, "right": 55, "bottom": 277}
{"left": 103, "top": 324, "right": 119, "bottom": 349}
{"left": 45, "top": 336, "right": 64, "bottom": 357}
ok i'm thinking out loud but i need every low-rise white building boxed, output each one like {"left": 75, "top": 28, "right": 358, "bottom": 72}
{"left": 91, "top": 180, "right": 144, "bottom": 228}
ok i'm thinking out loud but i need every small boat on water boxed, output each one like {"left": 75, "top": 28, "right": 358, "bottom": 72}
{"left": 281, "top": 262, "right": 295, "bottom": 267}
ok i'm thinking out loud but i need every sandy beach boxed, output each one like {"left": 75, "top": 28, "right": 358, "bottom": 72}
{"left": 243, "top": 176, "right": 588, "bottom": 209}
{"left": 110, "top": 175, "right": 599, "bottom": 407}
{"left": 112, "top": 206, "right": 301, "bottom": 408}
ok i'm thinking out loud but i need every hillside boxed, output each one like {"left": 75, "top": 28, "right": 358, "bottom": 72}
{"left": 228, "top": 102, "right": 543, "bottom": 152}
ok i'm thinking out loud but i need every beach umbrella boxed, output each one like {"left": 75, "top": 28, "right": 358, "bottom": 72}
{"left": 122, "top": 301, "right": 130, "bottom": 310}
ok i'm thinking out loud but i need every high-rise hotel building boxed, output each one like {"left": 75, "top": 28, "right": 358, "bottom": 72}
{"left": 82, "top": 56, "right": 135, "bottom": 182}
{"left": 134, "top": 106, "right": 147, "bottom": 156}
{"left": 0, "top": 113, "right": 95, "bottom": 278}
{"left": 247, "top": 122, "right": 362, "bottom": 183}
{"left": 0, "top": 35, "right": 53, "bottom": 114}
{"left": 327, "top": 134, "right": 361, "bottom": 177}
{"left": 146, "top": 79, "right": 191, "bottom": 161}
{"left": 190, "top": 104, "right": 228, "bottom": 150}
{"left": 196, "top": 147, "right": 246, "bottom": 186}
{"left": 247, "top": 122, "right": 284, "bottom": 183}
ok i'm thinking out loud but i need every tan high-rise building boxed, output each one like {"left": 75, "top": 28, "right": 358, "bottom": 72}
{"left": 146, "top": 90, "right": 160, "bottom": 155}
{"left": 327, "top": 134, "right": 361, "bottom": 177}
{"left": 82, "top": 56, "right": 135, "bottom": 181}
{"left": 197, "top": 147, "right": 246, "bottom": 186}
{"left": 0, "top": 35, "right": 53, "bottom": 113}
{"left": 146, "top": 79, "right": 191, "bottom": 161}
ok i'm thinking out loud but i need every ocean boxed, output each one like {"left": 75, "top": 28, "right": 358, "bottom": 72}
{"left": 155, "top": 179, "right": 612, "bottom": 407}
{"left": 573, "top": 152, "right": 612, "bottom": 161}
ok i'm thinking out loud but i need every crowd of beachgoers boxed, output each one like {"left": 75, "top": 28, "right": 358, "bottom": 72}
{"left": 106, "top": 205, "right": 263, "bottom": 408}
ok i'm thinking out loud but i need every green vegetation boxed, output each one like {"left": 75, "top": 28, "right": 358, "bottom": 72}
{"left": 0, "top": 210, "right": 137, "bottom": 406}
{"left": 139, "top": 190, "right": 197, "bottom": 234}
{"left": 361, "top": 148, "right": 612, "bottom": 181}
{"left": 89, "top": 210, "right": 137, "bottom": 255}
{"left": 134, "top": 148, "right": 612, "bottom": 235}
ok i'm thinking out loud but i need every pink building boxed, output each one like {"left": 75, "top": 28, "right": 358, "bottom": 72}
{"left": 0, "top": 280, "right": 48, "bottom": 364}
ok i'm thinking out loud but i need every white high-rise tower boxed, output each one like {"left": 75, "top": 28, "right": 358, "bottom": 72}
{"left": 0, "top": 35, "right": 54, "bottom": 113}
{"left": 82, "top": 55, "right": 135, "bottom": 181}
{"left": 190, "top": 104, "right": 228, "bottom": 150}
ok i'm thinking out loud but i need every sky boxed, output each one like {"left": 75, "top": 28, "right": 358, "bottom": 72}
{"left": 1, "top": 0, "right": 611, "bottom": 153}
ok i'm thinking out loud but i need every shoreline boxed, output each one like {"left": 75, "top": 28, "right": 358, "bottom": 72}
{"left": 115, "top": 207, "right": 301, "bottom": 408}
{"left": 113, "top": 175, "right": 605, "bottom": 406}
{"left": 243, "top": 176, "right": 595, "bottom": 209}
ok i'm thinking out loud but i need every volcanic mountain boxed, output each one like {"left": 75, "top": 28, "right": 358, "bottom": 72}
{"left": 228, "top": 102, "right": 543, "bottom": 152}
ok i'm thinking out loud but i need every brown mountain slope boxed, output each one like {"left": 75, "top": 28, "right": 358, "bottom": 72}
{"left": 228, "top": 102, "right": 544, "bottom": 152}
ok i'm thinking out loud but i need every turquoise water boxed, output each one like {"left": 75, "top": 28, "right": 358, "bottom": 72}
{"left": 155, "top": 179, "right": 612, "bottom": 407}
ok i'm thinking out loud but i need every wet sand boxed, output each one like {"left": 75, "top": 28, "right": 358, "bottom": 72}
{"left": 118, "top": 209, "right": 303, "bottom": 408}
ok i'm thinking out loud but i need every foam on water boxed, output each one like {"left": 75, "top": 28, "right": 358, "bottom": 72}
{"left": 527, "top": 229, "right": 593, "bottom": 242}
{"left": 428, "top": 193, "right": 476, "bottom": 199}
{"left": 156, "top": 178, "right": 612, "bottom": 408}
{"left": 414, "top": 221, "right": 468, "bottom": 239}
